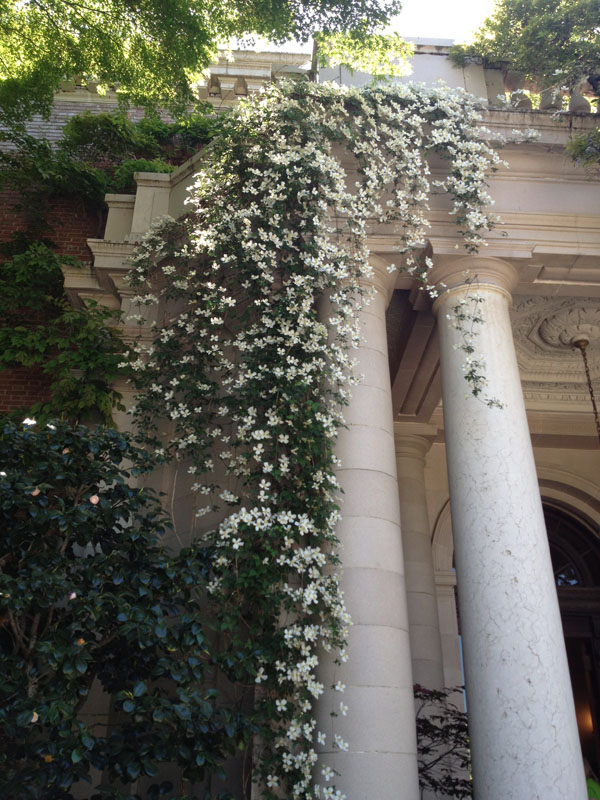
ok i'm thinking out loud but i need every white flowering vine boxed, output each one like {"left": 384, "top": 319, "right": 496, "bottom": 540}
{"left": 126, "top": 79, "right": 503, "bottom": 798}
{"left": 446, "top": 277, "right": 504, "bottom": 408}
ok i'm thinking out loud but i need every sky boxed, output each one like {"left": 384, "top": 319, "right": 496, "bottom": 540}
{"left": 241, "top": 0, "right": 498, "bottom": 54}
{"left": 391, "top": 0, "right": 497, "bottom": 43}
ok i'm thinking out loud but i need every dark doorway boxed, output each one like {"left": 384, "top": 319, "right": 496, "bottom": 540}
{"left": 546, "top": 505, "right": 600, "bottom": 773}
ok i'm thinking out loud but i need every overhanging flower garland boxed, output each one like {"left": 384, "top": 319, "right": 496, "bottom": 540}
{"left": 126, "top": 80, "right": 503, "bottom": 799}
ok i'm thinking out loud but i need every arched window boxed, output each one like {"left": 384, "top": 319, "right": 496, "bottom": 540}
{"left": 546, "top": 505, "right": 600, "bottom": 588}
{"left": 544, "top": 504, "right": 600, "bottom": 775}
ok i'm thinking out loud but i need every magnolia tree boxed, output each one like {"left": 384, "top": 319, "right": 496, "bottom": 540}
{"left": 0, "top": 421, "right": 256, "bottom": 800}
{"left": 125, "top": 79, "right": 505, "bottom": 799}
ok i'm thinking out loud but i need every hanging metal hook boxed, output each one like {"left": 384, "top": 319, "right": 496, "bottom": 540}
{"left": 573, "top": 337, "right": 600, "bottom": 446}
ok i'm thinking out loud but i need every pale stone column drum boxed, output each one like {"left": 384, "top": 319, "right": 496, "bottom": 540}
{"left": 432, "top": 256, "right": 586, "bottom": 800}
{"left": 315, "top": 261, "right": 420, "bottom": 800}
{"left": 394, "top": 428, "right": 445, "bottom": 689}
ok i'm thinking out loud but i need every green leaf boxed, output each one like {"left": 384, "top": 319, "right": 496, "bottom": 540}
{"left": 75, "top": 657, "right": 88, "bottom": 674}
{"left": 126, "top": 761, "right": 141, "bottom": 781}
{"left": 173, "top": 704, "right": 191, "bottom": 721}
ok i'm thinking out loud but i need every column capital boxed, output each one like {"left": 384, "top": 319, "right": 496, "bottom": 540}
{"left": 428, "top": 255, "right": 519, "bottom": 299}
{"left": 359, "top": 255, "right": 398, "bottom": 307}
{"left": 394, "top": 422, "right": 438, "bottom": 460}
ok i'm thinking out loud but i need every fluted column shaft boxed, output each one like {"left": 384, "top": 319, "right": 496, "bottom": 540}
{"left": 432, "top": 256, "right": 586, "bottom": 800}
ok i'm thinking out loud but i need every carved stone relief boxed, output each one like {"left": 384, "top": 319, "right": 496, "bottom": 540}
{"left": 511, "top": 296, "right": 600, "bottom": 408}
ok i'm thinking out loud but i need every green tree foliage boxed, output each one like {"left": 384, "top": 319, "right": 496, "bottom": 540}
{"left": 0, "top": 0, "right": 402, "bottom": 124}
{"left": 451, "top": 0, "right": 600, "bottom": 166}
{"left": 316, "top": 30, "right": 413, "bottom": 77}
{"left": 58, "top": 110, "right": 220, "bottom": 191}
{"left": 451, "top": 0, "right": 600, "bottom": 95}
{"left": 0, "top": 421, "right": 251, "bottom": 800}
{"left": 59, "top": 110, "right": 218, "bottom": 164}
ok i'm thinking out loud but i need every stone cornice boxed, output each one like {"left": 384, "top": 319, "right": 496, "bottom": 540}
{"left": 480, "top": 107, "right": 599, "bottom": 144}
{"left": 65, "top": 240, "right": 137, "bottom": 308}
{"left": 522, "top": 387, "right": 598, "bottom": 411}
{"left": 427, "top": 235, "right": 535, "bottom": 260}
{"left": 434, "top": 570, "right": 457, "bottom": 587}
{"left": 105, "top": 193, "right": 136, "bottom": 208}
{"left": 87, "top": 239, "right": 136, "bottom": 257}
{"left": 133, "top": 172, "right": 171, "bottom": 189}
{"left": 369, "top": 210, "right": 600, "bottom": 260}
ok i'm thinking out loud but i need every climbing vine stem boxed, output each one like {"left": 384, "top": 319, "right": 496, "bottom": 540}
{"left": 126, "top": 79, "right": 507, "bottom": 799}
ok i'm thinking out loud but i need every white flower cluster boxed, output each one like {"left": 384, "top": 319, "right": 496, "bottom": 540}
{"left": 126, "top": 80, "right": 502, "bottom": 798}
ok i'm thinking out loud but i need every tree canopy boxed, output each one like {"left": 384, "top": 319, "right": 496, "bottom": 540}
{"left": 452, "top": 0, "right": 600, "bottom": 96}
{"left": 0, "top": 0, "right": 402, "bottom": 124}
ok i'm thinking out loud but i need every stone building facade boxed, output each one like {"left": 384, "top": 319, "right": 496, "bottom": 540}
{"left": 42, "top": 44, "right": 600, "bottom": 799}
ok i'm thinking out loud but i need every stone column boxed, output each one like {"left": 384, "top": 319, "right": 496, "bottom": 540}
{"left": 315, "top": 261, "right": 420, "bottom": 800}
{"left": 394, "top": 425, "right": 445, "bottom": 689}
{"left": 431, "top": 256, "right": 586, "bottom": 799}
{"left": 434, "top": 572, "right": 463, "bottom": 688}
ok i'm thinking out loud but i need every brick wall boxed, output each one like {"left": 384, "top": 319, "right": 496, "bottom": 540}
{"left": 0, "top": 93, "right": 146, "bottom": 414}
{"left": 0, "top": 183, "right": 107, "bottom": 413}
{"left": 0, "top": 187, "right": 106, "bottom": 260}
{"left": 0, "top": 367, "right": 53, "bottom": 415}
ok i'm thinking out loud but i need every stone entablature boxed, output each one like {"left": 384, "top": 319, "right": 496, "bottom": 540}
{"left": 62, "top": 99, "right": 600, "bottom": 436}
